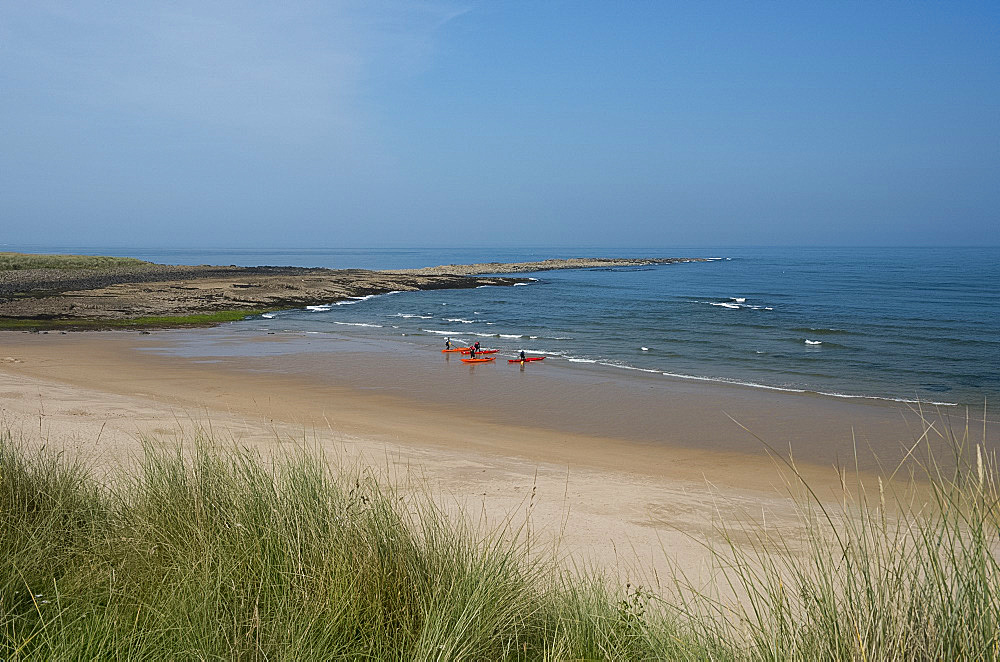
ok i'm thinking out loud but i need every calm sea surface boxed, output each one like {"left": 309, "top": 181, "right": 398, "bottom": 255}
{"left": 10, "top": 245, "right": 999, "bottom": 407}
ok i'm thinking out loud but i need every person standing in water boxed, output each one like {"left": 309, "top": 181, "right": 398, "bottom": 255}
{"left": 445, "top": 337, "right": 451, "bottom": 350}
{"left": 474, "top": 341, "right": 481, "bottom": 352}
{"left": 519, "top": 350, "right": 526, "bottom": 361}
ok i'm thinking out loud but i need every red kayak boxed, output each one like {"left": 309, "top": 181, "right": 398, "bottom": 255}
{"left": 460, "top": 349, "right": 498, "bottom": 355}
{"left": 508, "top": 357, "right": 545, "bottom": 363}
{"left": 461, "top": 356, "right": 496, "bottom": 363}
{"left": 442, "top": 347, "right": 471, "bottom": 353}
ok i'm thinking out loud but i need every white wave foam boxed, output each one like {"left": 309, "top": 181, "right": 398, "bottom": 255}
{"left": 568, "top": 358, "right": 597, "bottom": 363}
{"left": 805, "top": 340, "right": 822, "bottom": 345}
{"left": 661, "top": 371, "right": 807, "bottom": 392}
{"left": 395, "top": 313, "right": 432, "bottom": 319}
{"left": 476, "top": 285, "right": 491, "bottom": 288}
{"left": 816, "top": 391, "right": 958, "bottom": 406}
{"left": 655, "top": 372, "right": 959, "bottom": 406}
{"left": 640, "top": 346, "right": 649, "bottom": 351}
{"left": 307, "top": 292, "right": 387, "bottom": 311}
{"left": 335, "top": 294, "right": 378, "bottom": 305}
{"left": 704, "top": 300, "right": 771, "bottom": 311}
{"left": 421, "top": 329, "right": 454, "bottom": 335}
{"left": 513, "top": 282, "right": 529, "bottom": 286}
{"left": 261, "top": 313, "right": 276, "bottom": 319}
{"left": 498, "top": 334, "right": 522, "bottom": 339}
{"left": 445, "top": 318, "right": 475, "bottom": 323}
{"left": 527, "top": 277, "right": 538, "bottom": 281}
{"left": 333, "top": 322, "right": 382, "bottom": 328}
{"left": 593, "top": 360, "right": 661, "bottom": 374}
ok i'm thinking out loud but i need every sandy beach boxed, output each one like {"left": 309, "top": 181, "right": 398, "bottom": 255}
{"left": 1, "top": 329, "right": 994, "bottom": 585}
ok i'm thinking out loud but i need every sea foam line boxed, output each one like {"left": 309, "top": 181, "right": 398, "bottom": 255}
{"left": 654, "top": 371, "right": 957, "bottom": 406}
{"left": 537, "top": 354, "right": 959, "bottom": 407}
{"left": 704, "top": 300, "right": 773, "bottom": 311}
{"left": 307, "top": 292, "right": 397, "bottom": 312}
{"left": 336, "top": 294, "right": 379, "bottom": 305}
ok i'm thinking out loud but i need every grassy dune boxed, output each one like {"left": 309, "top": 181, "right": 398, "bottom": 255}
{"left": 0, "top": 311, "right": 267, "bottom": 331}
{"left": 1, "top": 415, "right": 996, "bottom": 659}
{"left": 0, "top": 252, "right": 152, "bottom": 271}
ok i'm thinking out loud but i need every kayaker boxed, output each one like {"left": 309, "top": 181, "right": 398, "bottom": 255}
{"left": 469, "top": 346, "right": 476, "bottom": 358}
{"left": 519, "top": 350, "right": 526, "bottom": 361}
{"left": 445, "top": 337, "right": 451, "bottom": 350}
{"left": 474, "top": 341, "right": 481, "bottom": 352}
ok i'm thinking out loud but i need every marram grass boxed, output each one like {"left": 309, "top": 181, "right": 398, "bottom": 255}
{"left": 666, "top": 409, "right": 1000, "bottom": 661}
{"left": 0, "top": 252, "right": 152, "bottom": 271}
{"left": 1, "top": 410, "right": 996, "bottom": 660}
{"left": 0, "top": 310, "right": 268, "bottom": 331}
{"left": 0, "top": 434, "right": 690, "bottom": 660}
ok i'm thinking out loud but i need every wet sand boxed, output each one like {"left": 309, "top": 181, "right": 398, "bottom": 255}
{"left": 134, "top": 327, "right": 994, "bottom": 474}
{"left": 1, "top": 329, "right": 993, "bottom": 584}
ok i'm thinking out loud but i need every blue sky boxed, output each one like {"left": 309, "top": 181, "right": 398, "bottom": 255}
{"left": 2, "top": 1, "right": 997, "bottom": 248}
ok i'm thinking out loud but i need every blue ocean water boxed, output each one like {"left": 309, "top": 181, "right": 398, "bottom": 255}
{"left": 8, "top": 245, "right": 999, "bottom": 406}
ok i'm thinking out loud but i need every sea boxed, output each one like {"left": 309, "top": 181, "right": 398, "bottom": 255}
{"left": 9, "top": 245, "right": 1000, "bottom": 408}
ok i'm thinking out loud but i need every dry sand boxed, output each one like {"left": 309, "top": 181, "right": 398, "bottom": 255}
{"left": 1, "top": 329, "right": 991, "bottom": 588}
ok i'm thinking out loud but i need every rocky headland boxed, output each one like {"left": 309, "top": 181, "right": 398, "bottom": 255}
{"left": 0, "top": 256, "right": 703, "bottom": 328}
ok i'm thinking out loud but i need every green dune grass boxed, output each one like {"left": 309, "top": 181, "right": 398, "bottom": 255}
{"left": 1, "top": 412, "right": 995, "bottom": 660}
{"left": 0, "top": 310, "right": 268, "bottom": 331}
{"left": 0, "top": 252, "right": 152, "bottom": 271}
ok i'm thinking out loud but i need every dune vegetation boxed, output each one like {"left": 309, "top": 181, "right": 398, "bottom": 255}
{"left": 0, "top": 253, "right": 152, "bottom": 271}
{"left": 0, "top": 311, "right": 269, "bottom": 331}
{"left": 1, "top": 413, "right": 996, "bottom": 660}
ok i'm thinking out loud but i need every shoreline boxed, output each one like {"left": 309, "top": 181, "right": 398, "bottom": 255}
{"left": 5, "top": 328, "right": 993, "bottom": 479}
{"left": 136, "top": 327, "right": 998, "bottom": 470}
{"left": 1, "top": 328, "right": 994, "bottom": 580}
{"left": 0, "top": 329, "right": 804, "bottom": 582}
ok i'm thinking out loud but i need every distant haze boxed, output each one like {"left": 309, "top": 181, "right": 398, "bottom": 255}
{"left": 2, "top": 2, "right": 997, "bottom": 248}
